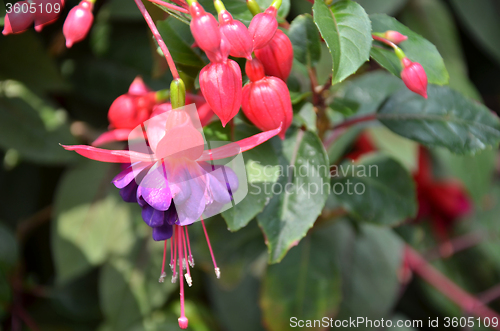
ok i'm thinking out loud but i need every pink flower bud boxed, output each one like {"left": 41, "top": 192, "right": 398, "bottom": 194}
{"left": 205, "top": 33, "right": 230, "bottom": 63}
{"left": 63, "top": 0, "right": 94, "bottom": 48}
{"left": 401, "top": 58, "right": 428, "bottom": 99}
{"left": 248, "top": 7, "right": 278, "bottom": 50}
{"left": 199, "top": 60, "right": 242, "bottom": 127}
{"left": 242, "top": 58, "right": 292, "bottom": 139}
{"left": 218, "top": 10, "right": 253, "bottom": 59}
{"left": 2, "top": 1, "right": 34, "bottom": 35}
{"left": 384, "top": 30, "right": 408, "bottom": 44}
{"left": 34, "top": 0, "right": 64, "bottom": 32}
{"left": 254, "top": 29, "right": 293, "bottom": 81}
{"left": 189, "top": 2, "right": 221, "bottom": 53}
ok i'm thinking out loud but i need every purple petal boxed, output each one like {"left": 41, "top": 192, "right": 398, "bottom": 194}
{"left": 152, "top": 223, "right": 174, "bottom": 241}
{"left": 165, "top": 205, "right": 178, "bottom": 225}
{"left": 137, "top": 163, "right": 172, "bottom": 211}
{"left": 120, "top": 180, "right": 139, "bottom": 203}
{"left": 141, "top": 205, "right": 165, "bottom": 227}
{"left": 176, "top": 175, "right": 206, "bottom": 226}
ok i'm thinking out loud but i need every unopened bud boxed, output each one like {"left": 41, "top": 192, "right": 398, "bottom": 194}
{"left": 63, "top": 0, "right": 94, "bottom": 48}
{"left": 384, "top": 30, "right": 408, "bottom": 44}
{"left": 401, "top": 58, "right": 428, "bottom": 99}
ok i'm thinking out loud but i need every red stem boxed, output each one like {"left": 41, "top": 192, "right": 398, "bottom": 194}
{"left": 406, "top": 246, "right": 500, "bottom": 329}
{"left": 134, "top": 0, "right": 180, "bottom": 79}
{"left": 148, "top": 0, "right": 189, "bottom": 13}
{"left": 332, "top": 114, "right": 377, "bottom": 131}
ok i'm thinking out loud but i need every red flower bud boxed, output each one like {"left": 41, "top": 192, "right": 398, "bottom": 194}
{"left": 384, "top": 30, "right": 408, "bottom": 44}
{"left": 205, "top": 34, "right": 230, "bottom": 63}
{"left": 34, "top": 0, "right": 64, "bottom": 32}
{"left": 218, "top": 10, "right": 253, "bottom": 59}
{"left": 401, "top": 58, "right": 428, "bottom": 99}
{"left": 199, "top": 60, "right": 242, "bottom": 127}
{"left": 2, "top": 1, "right": 34, "bottom": 35}
{"left": 63, "top": 0, "right": 94, "bottom": 48}
{"left": 242, "top": 58, "right": 292, "bottom": 139}
{"left": 254, "top": 29, "right": 293, "bottom": 81}
{"left": 189, "top": 2, "right": 221, "bottom": 53}
{"left": 108, "top": 77, "right": 157, "bottom": 129}
{"left": 248, "top": 7, "right": 278, "bottom": 50}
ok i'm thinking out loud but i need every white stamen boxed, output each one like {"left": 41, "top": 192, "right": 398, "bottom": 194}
{"left": 171, "top": 273, "right": 178, "bottom": 283}
{"left": 215, "top": 267, "right": 221, "bottom": 279}
{"left": 159, "top": 271, "right": 167, "bottom": 283}
{"left": 188, "top": 255, "right": 195, "bottom": 268}
{"left": 185, "top": 274, "right": 193, "bottom": 287}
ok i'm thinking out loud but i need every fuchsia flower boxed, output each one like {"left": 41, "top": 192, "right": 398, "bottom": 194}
{"left": 401, "top": 57, "right": 428, "bottom": 98}
{"left": 242, "top": 58, "right": 292, "bottom": 139}
{"left": 218, "top": 9, "right": 253, "bottom": 59}
{"left": 189, "top": 2, "right": 221, "bottom": 53}
{"left": 63, "top": 0, "right": 94, "bottom": 48}
{"left": 34, "top": 0, "right": 64, "bottom": 32}
{"left": 254, "top": 29, "right": 294, "bottom": 81}
{"left": 63, "top": 105, "right": 282, "bottom": 329}
{"left": 2, "top": 1, "right": 34, "bottom": 35}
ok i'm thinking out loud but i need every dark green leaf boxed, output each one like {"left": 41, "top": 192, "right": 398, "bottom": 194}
{"left": 355, "top": 0, "right": 408, "bottom": 15}
{"left": 313, "top": 0, "right": 372, "bottom": 84}
{"left": 261, "top": 223, "right": 342, "bottom": 331}
{"left": 335, "top": 222, "right": 403, "bottom": 329}
{"left": 332, "top": 154, "right": 417, "bottom": 226}
{"left": 0, "top": 94, "right": 78, "bottom": 165}
{"left": 99, "top": 239, "right": 176, "bottom": 330}
{"left": 52, "top": 160, "right": 136, "bottom": 283}
{"left": 370, "top": 14, "right": 449, "bottom": 85}
{"left": 378, "top": 85, "right": 500, "bottom": 154}
{"left": 157, "top": 17, "right": 206, "bottom": 69}
{"left": 289, "top": 14, "right": 321, "bottom": 67}
{"left": 257, "top": 127, "right": 329, "bottom": 263}
{"left": 449, "top": 0, "right": 500, "bottom": 66}
{"left": 222, "top": 124, "right": 280, "bottom": 231}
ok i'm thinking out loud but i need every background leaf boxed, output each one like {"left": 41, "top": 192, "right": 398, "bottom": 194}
{"left": 332, "top": 154, "right": 417, "bottom": 226}
{"left": 289, "top": 14, "right": 321, "bottom": 67}
{"left": 370, "top": 14, "right": 449, "bottom": 85}
{"left": 261, "top": 223, "right": 343, "bottom": 331}
{"left": 257, "top": 128, "right": 329, "bottom": 263}
{"left": 378, "top": 85, "right": 500, "bottom": 154}
{"left": 313, "top": 0, "right": 372, "bottom": 84}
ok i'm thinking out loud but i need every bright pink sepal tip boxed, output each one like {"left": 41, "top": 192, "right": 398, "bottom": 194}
{"left": 385, "top": 30, "right": 408, "bottom": 44}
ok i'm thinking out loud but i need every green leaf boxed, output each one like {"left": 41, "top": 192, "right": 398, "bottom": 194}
{"left": 370, "top": 14, "right": 449, "bottom": 85}
{"left": 99, "top": 239, "right": 176, "bottom": 330}
{"left": 377, "top": 85, "right": 500, "bottom": 154}
{"left": 0, "top": 32, "right": 66, "bottom": 92}
{"left": 0, "top": 93, "right": 78, "bottom": 165}
{"left": 332, "top": 154, "right": 417, "bottom": 226}
{"left": 333, "top": 70, "right": 405, "bottom": 116}
{"left": 399, "top": 0, "right": 480, "bottom": 99}
{"left": 52, "top": 160, "right": 136, "bottom": 283}
{"left": 257, "top": 127, "right": 329, "bottom": 263}
{"left": 449, "top": 0, "right": 500, "bottom": 66}
{"left": 355, "top": 0, "right": 408, "bottom": 15}
{"left": 261, "top": 223, "right": 342, "bottom": 331}
{"left": 157, "top": 17, "right": 206, "bottom": 69}
{"left": 289, "top": 14, "right": 321, "bottom": 67}
{"left": 313, "top": 0, "right": 372, "bottom": 84}
{"left": 0, "top": 224, "right": 18, "bottom": 269}
{"left": 335, "top": 222, "right": 403, "bottom": 329}
{"left": 222, "top": 124, "right": 280, "bottom": 231}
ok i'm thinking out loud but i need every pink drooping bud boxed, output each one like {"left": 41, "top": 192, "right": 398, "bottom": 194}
{"left": 248, "top": 7, "right": 278, "bottom": 50}
{"left": 63, "top": 0, "right": 94, "bottom": 48}
{"left": 2, "top": 1, "right": 34, "bottom": 35}
{"left": 199, "top": 60, "right": 242, "bottom": 127}
{"left": 254, "top": 29, "right": 293, "bottom": 81}
{"left": 189, "top": 2, "right": 221, "bottom": 53}
{"left": 108, "top": 77, "right": 158, "bottom": 129}
{"left": 384, "top": 30, "right": 408, "bottom": 44}
{"left": 242, "top": 58, "right": 292, "bottom": 139}
{"left": 34, "top": 0, "right": 64, "bottom": 32}
{"left": 401, "top": 58, "right": 428, "bottom": 99}
{"left": 218, "top": 10, "right": 253, "bottom": 59}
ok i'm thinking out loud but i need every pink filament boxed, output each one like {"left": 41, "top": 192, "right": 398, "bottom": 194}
{"left": 177, "top": 225, "right": 186, "bottom": 319}
{"left": 173, "top": 225, "right": 178, "bottom": 278}
{"left": 185, "top": 226, "right": 193, "bottom": 261}
{"left": 148, "top": 0, "right": 189, "bottom": 13}
{"left": 182, "top": 226, "right": 191, "bottom": 277}
{"left": 201, "top": 218, "right": 218, "bottom": 270}
{"left": 161, "top": 240, "right": 167, "bottom": 275}
{"left": 170, "top": 233, "right": 175, "bottom": 267}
